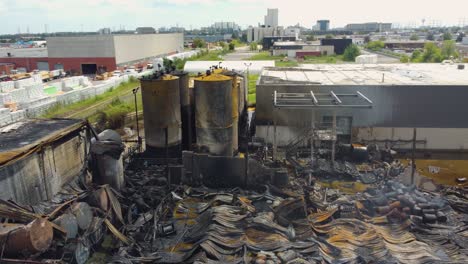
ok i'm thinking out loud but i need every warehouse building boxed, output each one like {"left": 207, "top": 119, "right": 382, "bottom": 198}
{"left": 255, "top": 64, "right": 468, "bottom": 168}
{"left": 0, "top": 47, "right": 48, "bottom": 72}
{"left": 272, "top": 41, "right": 334, "bottom": 58}
{"left": 46, "top": 33, "right": 183, "bottom": 74}
{"left": 0, "top": 33, "right": 183, "bottom": 74}
{"left": 345, "top": 22, "right": 392, "bottom": 32}
{"left": 0, "top": 119, "right": 89, "bottom": 204}
{"left": 320, "top": 38, "right": 352, "bottom": 55}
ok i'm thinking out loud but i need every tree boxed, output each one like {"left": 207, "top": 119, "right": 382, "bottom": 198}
{"left": 219, "top": 41, "right": 227, "bottom": 49}
{"left": 366, "top": 40, "right": 385, "bottom": 51}
{"left": 231, "top": 31, "right": 240, "bottom": 40}
{"left": 426, "top": 33, "right": 435, "bottom": 41}
{"left": 379, "top": 36, "right": 386, "bottom": 41}
{"left": 400, "top": 55, "right": 410, "bottom": 63}
{"left": 306, "top": 35, "right": 316, "bottom": 41}
{"left": 364, "top": 36, "right": 371, "bottom": 43}
{"left": 193, "top": 38, "right": 207, "bottom": 48}
{"left": 411, "top": 49, "right": 422, "bottom": 62}
{"left": 249, "top": 42, "right": 258, "bottom": 51}
{"left": 456, "top": 32, "right": 466, "bottom": 42}
{"left": 410, "top": 34, "right": 419, "bottom": 41}
{"left": 442, "top": 32, "right": 452, "bottom": 41}
{"left": 325, "top": 34, "right": 334, "bottom": 39}
{"left": 421, "top": 42, "right": 443, "bottom": 62}
{"left": 441, "top": 40, "right": 459, "bottom": 59}
{"left": 343, "top": 44, "right": 361, "bottom": 61}
{"left": 228, "top": 42, "right": 235, "bottom": 51}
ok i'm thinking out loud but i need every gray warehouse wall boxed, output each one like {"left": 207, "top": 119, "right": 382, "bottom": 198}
{"left": 256, "top": 84, "right": 468, "bottom": 128}
{"left": 0, "top": 134, "right": 88, "bottom": 205}
{"left": 47, "top": 35, "right": 116, "bottom": 58}
{"left": 113, "top": 33, "right": 184, "bottom": 64}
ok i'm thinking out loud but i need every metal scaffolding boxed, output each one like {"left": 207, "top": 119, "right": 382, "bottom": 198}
{"left": 271, "top": 90, "right": 373, "bottom": 162}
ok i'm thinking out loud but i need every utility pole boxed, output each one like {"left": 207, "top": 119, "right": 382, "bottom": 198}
{"left": 132, "top": 87, "right": 142, "bottom": 152}
{"left": 411, "top": 128, "right": 417, "bottom": 185}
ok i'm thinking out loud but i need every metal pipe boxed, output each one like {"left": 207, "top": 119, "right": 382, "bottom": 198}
{"left": 310, "top": 91, "right": 318, "bottom": 104}
{"left": 357, "top": 91, "right": 373, "bottom": 104}
{"left": 274, "top": 104, "right": 372, "bottom": 108}
{"left": 330, "top": 91, "right": 342, "bottom": 104}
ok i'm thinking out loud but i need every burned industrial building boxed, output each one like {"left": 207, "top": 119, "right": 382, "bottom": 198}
{"left": 0, "top": 63, "right": 467, "bottom": 263}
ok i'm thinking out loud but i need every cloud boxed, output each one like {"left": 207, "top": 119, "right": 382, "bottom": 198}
{"left": 0, "top": 0, "right": 467, "bottom": 34}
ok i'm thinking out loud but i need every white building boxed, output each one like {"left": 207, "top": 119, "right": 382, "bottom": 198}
{"left": 264, "top": 8, "right": 279, "bottom": 28}
{"left": 247, "top": 26, "right": 285, "bottom": 43}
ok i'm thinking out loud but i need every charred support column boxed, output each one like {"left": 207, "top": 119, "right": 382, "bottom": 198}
{"left": 194, "top": 74, "right": 233, "bottom": 156}
{"left": 311, "top": 110, "right": 315, "bottom": 163}
{"left": 411, "top": 128, "right": 417, "bottom": 184}
{"left": 172, "top": 71, "right": 192, "bottom": 151}
{"left": 273, "top": 108, "right": 277, "bottom": 160}
{"left": 141, "top": 75, "right": 182, "bottom": 158}
{"left": 331, "top": 111, "right": 336, "bottom": 164}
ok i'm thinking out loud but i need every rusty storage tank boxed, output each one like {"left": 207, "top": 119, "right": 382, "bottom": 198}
{"left": 140, "top": 74, "right": 181, "bottom": 157}
{"left": 171, "top": 70, "right": 192, "bottom": 151}
{"left": 222, "top": 71, "right": 240, "bottom": 154}
{"left": 194, "top": 74, "right": 233, "bottom": 156}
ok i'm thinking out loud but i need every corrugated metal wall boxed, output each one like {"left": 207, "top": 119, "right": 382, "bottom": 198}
{"left": 256, "top": 84, "right": 468, "bottom": 128}
{"left": 0, "top": 133, "right": 88, "bottom": 205}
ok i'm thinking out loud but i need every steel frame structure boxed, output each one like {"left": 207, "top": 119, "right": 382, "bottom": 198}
{"left": 271, "top": 90, "right": 373, "bottom": 162}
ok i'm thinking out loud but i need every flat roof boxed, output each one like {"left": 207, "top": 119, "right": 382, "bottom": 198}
{"left": 0, "top": 119, "right": 84, "bottom": 154}
{"left": 184, "top": 60, "right": 275, "bottom": 75}
{"left": 0, "top": 47, "right": 48, "bottom": 58}
{"left": 259, "top": 63, "right": 468, "bottom": 86}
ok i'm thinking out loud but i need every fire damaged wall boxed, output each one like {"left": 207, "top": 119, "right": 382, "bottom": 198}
{"left": 256, "top": 84, "right": 468, "bottom": 128}
{"left": 0, "top": 124, "right": 89, "bottom": 205}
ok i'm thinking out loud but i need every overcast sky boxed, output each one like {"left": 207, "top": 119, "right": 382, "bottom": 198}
{"left": 1, "top": 0, "right": 467, "bottom": 34}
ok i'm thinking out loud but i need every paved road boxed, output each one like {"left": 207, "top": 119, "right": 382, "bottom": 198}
{"left": 223, "top": 46, "right": 258, "bottom": 61}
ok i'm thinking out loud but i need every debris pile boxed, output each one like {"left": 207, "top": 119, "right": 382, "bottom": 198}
{"left": 0, "top": 181, "right": 123, "bottom": 264}
{"left": 103, "top": 164, "right": 468, "bottom": 264}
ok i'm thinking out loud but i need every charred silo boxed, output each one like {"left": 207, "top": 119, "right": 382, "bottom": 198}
{"left": 222, "top": 71, "right": 240, "bottom": 154}
{"left": 171, "top": 70, "right": 193, "bottom": 151}
{"left": 140, "top": 74, "right": 181, "bottom": 157}
{"left": 194, "top": 74, "right": 233, "bottom": 156}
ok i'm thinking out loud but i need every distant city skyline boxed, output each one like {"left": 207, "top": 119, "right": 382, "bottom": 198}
{"left": 0, "top": 0, "right": 467, "bottom": 34}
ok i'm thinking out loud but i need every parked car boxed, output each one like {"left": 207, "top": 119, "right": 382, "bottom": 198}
{"left": 112, "top": 70, "right": 123, "bottom": 77}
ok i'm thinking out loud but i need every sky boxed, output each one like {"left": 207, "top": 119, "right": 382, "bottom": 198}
{"left": 0, "top": 0, "right": 468, "bottom": 34}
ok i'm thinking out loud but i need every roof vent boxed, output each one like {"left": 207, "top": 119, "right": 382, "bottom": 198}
{"left": 457, "top": 64, "right": 465, "bottom": 70}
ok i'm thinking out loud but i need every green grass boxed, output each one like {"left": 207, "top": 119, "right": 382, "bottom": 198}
{"left": 42, "top": 78, "right": 139, "bottom": 118}
{"left": 247, "top": 74, "right": 259, "bottom": 107}
{"left": 246, "top": 51, "right": 299, "bottom": 67}
{"left": 275, "top": 60, "right": 299, "bottom": 67}
{"left": 301, "top": 55, "right": 344, "bottom": 64}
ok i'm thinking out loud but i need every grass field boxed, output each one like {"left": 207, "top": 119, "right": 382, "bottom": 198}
{"left": 246, "top": 51, "right": 299, "bottom": 67}
{"left": 247, "top": 74, "right": 259, "bottom": 106}
{"left": 42, "top": 78, "right": 139, "bottom": 119}
{"left": 301, "top": 55, "right": 344, "bottom": 64}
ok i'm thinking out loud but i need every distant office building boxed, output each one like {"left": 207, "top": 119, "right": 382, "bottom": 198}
{"left": 320, "top": 39, "right": 352, "bottom": 54}
{"left": 98, "top": 28, "right": 112, "bottom": 35}
{"left": 247, "top": 26, "right": 285, "bottom": 43}
{"left": 316, "top": 20, "right": 330, "bottom": 31}
{"left": 135, "top": 27, "right": 157, "bottom": 34}
{"left": 264, "top": 8, "right": 279, "bottom": 28}
{"left": 345, "top": 23, "right": 392, "bottom": 32}
{"left": 211, "top": 22, "right": 241, "bottom": 31}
